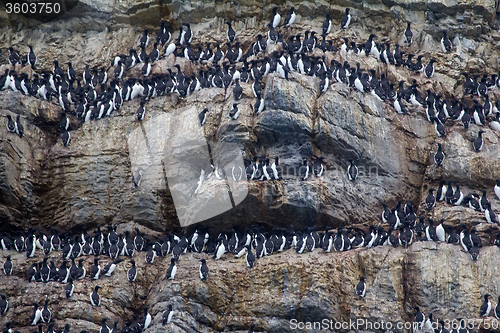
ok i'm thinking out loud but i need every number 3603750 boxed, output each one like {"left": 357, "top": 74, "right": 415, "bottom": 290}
{"left": 5, "top": 2, "right": 61, "bottom": 14}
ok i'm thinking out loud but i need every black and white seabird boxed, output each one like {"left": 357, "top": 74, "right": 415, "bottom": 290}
{"left": 284, "top": 7, "right": 296, "bottom": 26}
{"left": 394, "top": 95, "right": 406, "bottom": 114}
{"left": 199, "top": 108, "right": 209, "bottom": 126}
{"left": 441, "top": 30, "right": 452, "bottom": 53}
{"left": 181, "top": 24, "right": 193, "bottom": 45}
{"left": 347, "top": 159, "right": 358, "bottom": 181}
{"left": 231, "top": 163, "right": 243, "bottom": 181}
{"left": 431, "top": 117, "right": 445, "bottom": 137}
{"left": 271, "top": 7, "right": 281, "bottom": 28}
{"left": 459, "top": 227, "right": 472, "bottom": 253}
{"left": 139, "top": 28, "right": 150, "bottom": 49}
{"left": 41, "top": 299, "right": 51, "bottom": 323}
{"left": 434, "top": 143, "right": 445, "bottom": 166}
{"left": 39, "top": 257, "right": 50, "bottom": 282}
{"left": 270, "top": 156, "right": 282, "bottom": 180}
{"left": 253, "top": 95, "right": 265, "bottom": 114}
{"left": 424, "top": 314, "right": 435, "bottom": 331}
{"left": 355, "top": 276, "right": 366, "bottom": 297}
{"left": 404, "top": 21, "right": 413, "bottom": 44}
{"left": 149, "top": 43, "right": 160, "bottom": 63}
{"left": 252, "top": 79, "right": 262, "bottom": 98}
{"left": 145, "top": 243, "right": 156, "bottom": 264}
{"left": 484, "top": 202, "right": 498, "bottom": 224}
{"left": 232, "top": 78, "right": 243, "bottom": 101}
{"left": 479, "top": 189, "right": 490, "bottom": 212}
{"left": 424, "top": 59, "right": 436, "bottom": 78}
{"left": 61, "top": 130, "right": 71, "bottom": 147}
{"left": 226, "top": 22, "right": 236, "bottom": 43}
{"left": 425, "top": 219, "right": 439, "bottom": 242}
{"left": 141, "top": 307, "right": 152, "bottom": 330}
{"left": 413, "top": 55, "right": 424, "bottom": 72}
{"left": 27, "top": 263, "right": 36, "bottom": 282}
{"left": 0, "top": 295, "right": 7, "bottom": 314}
{"left": 414, "top": 306, "right": 425, "bottom": 327}
{"left": 28, "top": 45, "right": 37, "bottom": 68}
{"left": 8, "top": 47, "right": 20, "bottom": 65}
{"left": 199, "top": 259, "right": 208, "bottom": 280}
{"left": 59, "top": 113, "right": 69, "bottom": 133}
{"left": 473, "top": 130, "right": 485, "bottom": 152}
{"left": 450, "top": 183, "right": 464, "bottom": 205}
{"left": 341, "top": 8, "right": 351, "bottom": 29}
{"left": 312, "top": 157, "right": 325, "bottom": 177}
{"left": 90, "top": 285, "right": 101, "bottom": 306}
{"left": 158, "top": 21, "right": 172, "bottom": 45}
{"left": 425, "top": 189, "right": 436, "bottom": 209}
{"left": 3, "top": 255, "right": 12, "bottom": 275}
{"left": 435, "top": 220, "right": 446, "bottom": 242}
{"left": 322, "top": 13, "right": 331, "bottom": 35}
{"left": 480, "top": 294, "right": 491, "bottom": 317}
{"left": 469, "top": 228, "right": 481, "bottom": 249}
{"left": 319, "top": 72, "right": 329, "bottom": 95}
{"left": 127, "top": 260, "right": 137, "bottom": 282}
{"left": 141, "top": 57, "right": 151, "bottom": 77}
{"left": 102, "top": 259, "right": 123, "bottom": 277}
{"left": 491, "top": 113, "right": 500, "bottom": 132}
{"left": 100, "top": 319, "right": 110, "bottom": 333}
{"left": 133, "top": 167, "right": 144, "bottom": 187}
{"left": 89, "top": 258, "right": 101, "bottom": 280}
{"left": 229, "top": 103, "right": 240, "bottom": 120}
{"left": 495, "top": 296, "right": 500, "bottom": 319}
{"left": 166, "top": 258, "right": 177, "bottom": 280}
{"left": 245, "top": 245, "right": 255, "bottom": 268}
{"left": 299, "top": 159, "right": 310, "bottom": 181}
{"left": 434, "top": 181, "right": 445, "bottom": 203}
{"left": 494, "top": 179, "right": 500, "bottom": 200}
{"left": 136, "top": 100, "right": 146, "bottom": 121}
{"left": 65, "top": 278, "right": 74, "bottom": 298}
{"left": 30, "top": 303, "right": 42, "bottom": 325}
{"left": 213, "top": 236, "right": 227, "bottom": 259}
{"left": 163, "top": 305, "right": 173, "bottom": 325}
{"left": 5, "top": 115, "right": 16, "bottom": 133}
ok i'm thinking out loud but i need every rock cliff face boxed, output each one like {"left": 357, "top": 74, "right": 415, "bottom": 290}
{"left": 1, "top": 0, "right": 500, "bottom": 332}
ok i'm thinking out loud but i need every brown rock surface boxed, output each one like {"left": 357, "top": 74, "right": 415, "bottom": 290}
{"left": 1, "top": 241, "right": 500, "bottom": 332}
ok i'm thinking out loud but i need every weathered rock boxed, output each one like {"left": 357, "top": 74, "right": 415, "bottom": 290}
{"left": 1, "top": 241, "right": 499, "bottom": 332}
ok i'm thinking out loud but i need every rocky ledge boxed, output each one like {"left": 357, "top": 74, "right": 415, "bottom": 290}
{"left": 1, "top": 240, "right": 500, "bottom": 333}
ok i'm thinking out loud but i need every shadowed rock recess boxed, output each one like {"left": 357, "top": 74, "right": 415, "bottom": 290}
{"left": 1, "top": 0, "right": 500, "bottom": 332}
